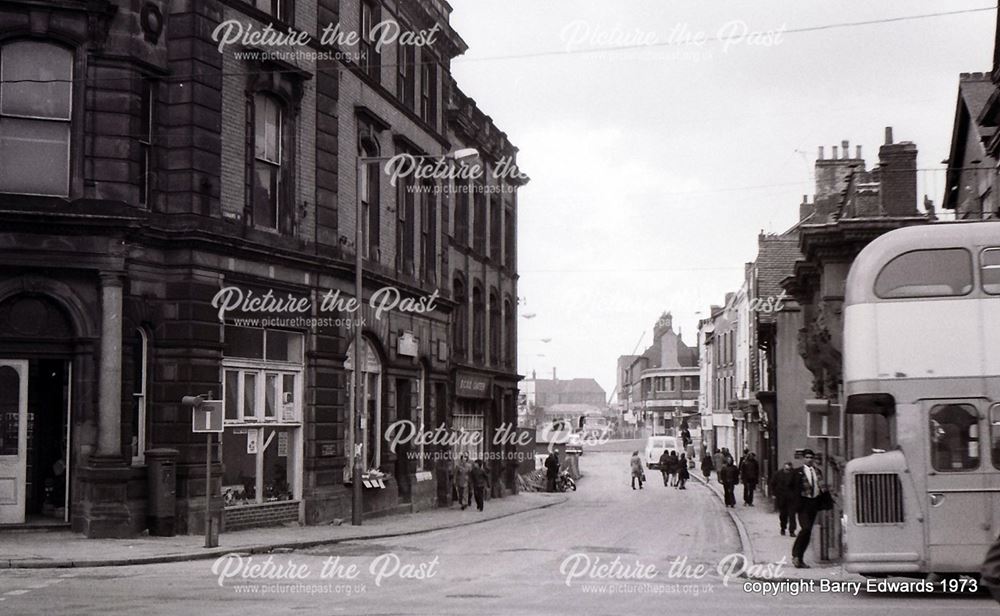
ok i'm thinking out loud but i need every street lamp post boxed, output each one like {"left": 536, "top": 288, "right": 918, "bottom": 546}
{"left": 352, "top": 148, "right": 478, "bottom": 526}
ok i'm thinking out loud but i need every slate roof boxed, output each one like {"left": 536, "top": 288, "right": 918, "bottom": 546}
{"left": 755, "top": 233, "right": 802, "bottom": 324}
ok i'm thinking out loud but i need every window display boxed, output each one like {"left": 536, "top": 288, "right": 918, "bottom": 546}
{"left": 221, "top": 326, "right": 302, "bottom": 508}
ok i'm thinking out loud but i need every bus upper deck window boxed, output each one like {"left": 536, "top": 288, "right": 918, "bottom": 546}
{"left": 874, "top": 248, "right": 973, "bottom": 299}
{"left": 930, "top": 404, "right": 980, "bottom": 472}
{"left": 981, "top": 248, "right": 1000, "bottom": 294}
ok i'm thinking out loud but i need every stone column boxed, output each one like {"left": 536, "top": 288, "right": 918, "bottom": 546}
{"left": 78, "top": 271, "right": 133, "bottom": 538}
{"left": 96, "top": 271, "right": 124, "bottom": 459}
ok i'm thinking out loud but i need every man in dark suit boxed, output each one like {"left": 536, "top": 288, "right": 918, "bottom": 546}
{"left": 768, "top": 461, "right": 799, "bottom": 536}
{"left": 791, "top": 449, "right": 823, "bottom": 568}
{"left": 718, "top": 459, "right": 740, "bottom": 508}
{"left": 470, "top": 459, "right": 490, "bottom": 511}
{"left": 739, "top": 452, "right": 760, "bottom": 506}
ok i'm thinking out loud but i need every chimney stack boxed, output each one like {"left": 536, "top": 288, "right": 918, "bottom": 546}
{"left": 818, "top": 146, "right": 824, "bottom": 160}
{"left": 799, "top": 194, "right": 812, "bottom": 221}
{"left": 841, "top": 140, "right": 849, "bottom": 159}
{"left": 856, "top": 145, "right": 862, "bottom": 159}
{"left": 832, "top": 145, "right": 839, "bottom": 159}
{"left": 553, "top": 367, "right": 557, "bottom": 380}
{"left": 878, "top": 127, "right": 917, "bottom": 217}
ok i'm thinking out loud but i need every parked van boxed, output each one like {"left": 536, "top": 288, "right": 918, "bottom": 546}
{"left": 645, "top": 436, "right": 678, "bottom": 470}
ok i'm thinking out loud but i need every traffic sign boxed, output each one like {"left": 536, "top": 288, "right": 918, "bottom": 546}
{"left": 805, "top": 399, "right": 842, "bottom": 439}
{"left": 191, "top": 400, "right": 224, "bottom": 433}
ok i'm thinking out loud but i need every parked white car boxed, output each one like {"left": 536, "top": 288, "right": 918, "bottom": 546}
{"left": 644, "top": 436, "right": 678, "bottom": 470}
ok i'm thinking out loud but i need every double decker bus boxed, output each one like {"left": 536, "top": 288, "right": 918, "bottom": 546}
{"left": 842, "top": 221, "right": 1000, "bottom": 578}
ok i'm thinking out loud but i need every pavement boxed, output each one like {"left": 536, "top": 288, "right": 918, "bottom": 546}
{"left": 0, "top": 491, "right": 567, "bottom": 569}
{"left": 690, "top": 470, "right": 864, "bottom": 582}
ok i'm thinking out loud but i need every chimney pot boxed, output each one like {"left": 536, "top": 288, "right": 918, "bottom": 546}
{"left": 832, "top": 145, "right": 839, "bottom": 159}
{"left": 856, "top": 145, "right": 862, "bottom": 159}
{"left": 885, "top": 127, "right": 893, "bottom": 145}
{"left": 842, "top": 140, "right": 850, "bottom": 158}
{"left": 818, "top": 146, "right": 824, "bottom": 160}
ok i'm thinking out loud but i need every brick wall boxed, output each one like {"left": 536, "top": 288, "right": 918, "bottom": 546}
{"left": 224, "top": 501, "right": 301, "bottom": 531}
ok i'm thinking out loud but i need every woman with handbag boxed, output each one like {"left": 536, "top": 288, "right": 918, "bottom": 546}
{"left": 630, "top": 451, "right": 645, "bottom": 490}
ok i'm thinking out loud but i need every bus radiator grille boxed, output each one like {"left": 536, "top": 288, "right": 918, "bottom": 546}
{"left": 854, "top": 473, "right": 904, "bottom": 524}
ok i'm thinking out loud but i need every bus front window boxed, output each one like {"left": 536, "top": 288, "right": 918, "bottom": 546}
{"left": 929, "top": 404, "right": 980, "bottom": 472}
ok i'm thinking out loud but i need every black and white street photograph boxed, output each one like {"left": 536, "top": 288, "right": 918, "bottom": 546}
{"left": 0, "top": 0, "right": 999, "bottom": 614}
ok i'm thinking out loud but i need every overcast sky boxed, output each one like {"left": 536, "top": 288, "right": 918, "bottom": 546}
{"left": 447, "top": 0, "right": 996, "bottom": 397}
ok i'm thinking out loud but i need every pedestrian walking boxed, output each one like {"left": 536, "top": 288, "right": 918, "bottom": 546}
{"left": 769, "top": 461, "right": 800, "bottom": 536}
{"left": 677, "top": 454, "right": 690, "bottom": 489}
{"left": 701, "top": 452, "right": 714, "bottom": 480}
{"left": 721, "top": 447, "right": 733, "bottom": 466}
{"left": 454, "top": 453, "right": 472, "bottom": 510}
{"left": 470, "top": 459, "right": 490, "bottom": 511}
{"left": 681, "top": 426, "right": 692, "bottom": 449}
{"left": 668, "top": 450, "right": 680, "bottom": 487}
{"left": 739, "top": 452, "right": 760, "bottom": 506}
{"left": 545, "top": 451, "right": 560, "bottom": 493}
{"left": 658, "top": 449, "right": 671, "bottom": 487}
{"left": 791, "top": 449, "right": 825, "bottom": 568}
{"left": 719, "top": 458, "right": 739, "bottom": 508}
{"left": 630, "top": 451, "right": 645, "bottom": 490}
{"left": 712, "top": 449, "right": 724, "bottom": 479}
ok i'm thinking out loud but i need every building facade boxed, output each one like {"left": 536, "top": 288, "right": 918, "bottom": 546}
{"left": 624, "top": 313, "right": 699, "bottom": 438}
{"left": 0, "top": 0, "right": 522, "bottom": 537}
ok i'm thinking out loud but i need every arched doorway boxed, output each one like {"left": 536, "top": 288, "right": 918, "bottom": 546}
{"left": 0, "top": 292, "right": 77, "bottom": 525}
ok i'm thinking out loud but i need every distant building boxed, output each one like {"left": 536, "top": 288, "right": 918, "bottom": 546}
{"left": 519, "top": 371, "right": 607, "bottom": 428}
{"left": 623, "top": 313, "right": 699, "bottom": 437}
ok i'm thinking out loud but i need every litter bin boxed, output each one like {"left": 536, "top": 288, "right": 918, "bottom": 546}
{"left": 146, "top": 448, "right": 179, "bottom": 536}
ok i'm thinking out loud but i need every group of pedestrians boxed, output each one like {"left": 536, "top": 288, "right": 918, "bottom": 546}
{"left": 657, "top": 450, "right": 690, "bottom": 489}
{"left": 452, "top": 452, "right": 491, "bottom": 511}
{"left": 629, "top": 449, "right": 692, "bottom": 490}
{"left": 700, "top": 445, "right": 829, "bottom": 569}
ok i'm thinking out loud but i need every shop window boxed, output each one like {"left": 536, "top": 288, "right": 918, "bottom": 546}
{"left": 452, "top": 411, "right": 483, "bottom": 461}
{"left": 0, "top": 41, "right": 73, "bottom": 196}
{"left": 345, "top": 339, "right": 383, "bottom": 472}
{"left": 221, "top": 327, "right": 303, "bottom": 507}
{"left": 875, "top": 248, "right": 972, "bottom": 299}
{"left": 930, "top": 404, "right": 980, "bottom": 472}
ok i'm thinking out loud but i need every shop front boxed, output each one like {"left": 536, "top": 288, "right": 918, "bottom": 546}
{"left": 453, "top": 371, "right": 492, "bottom": 462}
{"left": 219, "top": 326, "right": 304, "bottom": 531}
